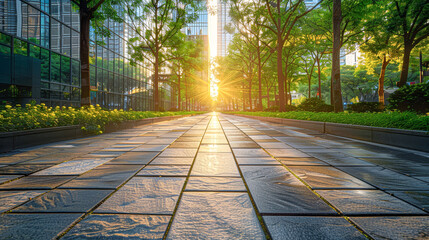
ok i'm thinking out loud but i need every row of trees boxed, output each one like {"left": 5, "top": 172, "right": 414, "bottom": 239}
{"left": 73, "top": 0, "right": 209, "bottom": 111}
{"left": 216, "top": 0, "right": 429, "bottom": 112}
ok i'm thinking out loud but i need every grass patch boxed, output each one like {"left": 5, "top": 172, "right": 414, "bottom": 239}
{"left": 0, "top": 103, "right": 203, "bottom": 134}
{"left": 230, "top": 111, "right": 429, "bottom": 131}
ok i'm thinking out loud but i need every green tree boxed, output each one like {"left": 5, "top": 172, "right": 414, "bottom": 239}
{"left": 125, "top": 0, "right": 199, "bottom": 111}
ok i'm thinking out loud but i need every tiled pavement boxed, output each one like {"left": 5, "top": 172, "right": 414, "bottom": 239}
{"left": 0, "top": 113, "right": 428, "bottom": 239}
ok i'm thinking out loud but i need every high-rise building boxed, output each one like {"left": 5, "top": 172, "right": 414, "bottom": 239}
{"left": 0, "top": 0, "right": 172, "bottom": 110}
{"left": 216, "top": 0, "right": 233, "bottom": 57}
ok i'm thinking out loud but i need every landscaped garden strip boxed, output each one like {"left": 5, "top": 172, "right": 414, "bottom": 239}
{"left": 229, "top": 111, "right": 429, "bottom": 131}
{"left": 0, "top": 103, "right": 204, "bottom": 133}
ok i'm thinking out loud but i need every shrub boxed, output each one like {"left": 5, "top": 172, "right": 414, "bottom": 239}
{"left": 387, "top": 82, "right": 429, "bottom": 114}
{"left": 264, "top": 105, "right": 297, "bottom": 112}
{"left": 347, "top": 102, "right": 383, "bottom": 113}
{"left": 298, "top": 98, "right": 334, "bottom": 112}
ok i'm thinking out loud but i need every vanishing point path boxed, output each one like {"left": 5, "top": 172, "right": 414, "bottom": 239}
{"left": 0, "top": 113, "right": 428, "bottom": 239}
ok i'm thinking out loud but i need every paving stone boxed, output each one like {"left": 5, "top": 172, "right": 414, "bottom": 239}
{"left": 236, "top": 157, "right": 281, "bottom": 165}
{"left": 199, "top": 144, "right": 231, "bottom": 153}
{"left": 186, "top": 177, "right": 246, "bottom": 191}
{"left": 288, "top": 166, "right": 374, "bottom": 189}
{"left": 201, "top": 138, "right": 228, "bottom": 144}
{"left": 0, "top": 164, "right": 53, "bottom": 175}
{"left": 351, "top": 216, "right": 429, "bottom": 240}
{"left": 95, "top": 177, "right": 185, "bottom": 214}
{"left": 150, "top": 157, "right": 194, "bottom": 165}
{"left": 132, "top": 145, "right": 169, "bottom": 152}
{"left": 229, "top": 141, "right": 260, "bottom": 148}
{"left": 147, "top": 138, "right": 177, "bottom": 145}
{"left": 13, "top": 189, "right": 112, "bottom": 213}
{"left": 167, "top": 192, "right": 265, "bottom": 240}
{"left": 334, "top": 148, "right": 393, "bottom": 158}
{"left": 0, "top": 176, "right": 74, "bottom": 190}
{"left": 0, "top": 213, "right": 81, "bottom": 240}
{"left": 169, "top": 142, "right": 200, "bottom": 148}
{"left": 241, "top": 166, "right": 335, "bottom": 215}
{"left": 62, "top": 214, "right": 170, "bottom": 240}
{"left": 388, "top": 191, "right": 429, "bottom": 211}
{"left": 264, "top": 216, "right": 366, "bottom": 240}
{"left": 257, "top": 142, "right": 292, "bottom": 149}
{"left": 60, "top": 165, "right": 143, "bottom": 189}
{"left": 25, "top": 153, "right": 80, "bottom": 164}
{"left": 0, "top": 175, "right": 22, "bottom": 184}
{"left": 356, "top": 157, "right": 429, "bottom": 177}
{"left": 88, "top": 151, "right": 127, "bottom": 157}
{"left": 338, "top": 166, "right": 429, "bottom": 190}
{"left": 0, "top": 191, "right": 46, "bottom": 212}
{"left": 232, "top": 149, "right": 270, "bottom": 158}
{"left": 32, "top": 158, "right": 112, "bottom": 176}
{"left": 137, "top": 165, "right": 190, "bottom": 177}
{"left": 309, "top": 152, "right": 376, "bottom": 166}
{"left": 265, "top": 148, "right": 310, "bottom": 158}
{"left": 102, "top": 147, "right": 136, "bottom": 151}
{"left": 175, "top": 137, "right": 202, "bottom": 142}
{"left": 107, "top": 152, "right": 158, "bottom": 164}
{"left": 279, "top": 157, "right": 329, "bottom": 166}
{"left": 317, "top": 190, "right": 426, "bottom": 215}
{"left": 226, "top": 136, "right": 252, "bottom": 141}
{"left": 158, "top": 148, "right": 198, "bottom": 158}
{"left": 191, "top": 153, "right": 240, "bottom": 177}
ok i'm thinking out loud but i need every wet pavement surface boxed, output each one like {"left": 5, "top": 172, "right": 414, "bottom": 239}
{"left": 0, "top": 113, "right": 428, "bottom": 239}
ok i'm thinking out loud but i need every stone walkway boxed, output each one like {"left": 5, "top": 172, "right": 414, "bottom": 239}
{"left": 0, "top": 113, "right": 428, "bottom": 239}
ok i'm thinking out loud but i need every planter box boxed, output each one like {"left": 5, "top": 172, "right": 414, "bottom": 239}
{"left": 0, "top": 114, "right": 194, "bottom": 153}
{"left": 231, "top": 114, "right": 429, "bottom": 153}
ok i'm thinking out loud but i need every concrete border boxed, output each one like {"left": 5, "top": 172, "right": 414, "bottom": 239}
{"left": 230, "top": 114, "right": 429, "bottom": 153}
{"left": 0, "top": 114, "right": 195, "bottom": 153}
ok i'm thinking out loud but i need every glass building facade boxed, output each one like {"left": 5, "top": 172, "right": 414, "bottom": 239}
{"left": 0, "top": 0, "right": 173, "bottom": 110}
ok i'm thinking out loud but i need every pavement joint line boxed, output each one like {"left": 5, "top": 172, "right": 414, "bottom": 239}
{"left": 162, "top": 114, "right": 212, "bottom": 240}
{"left": 222, "top": 114, "right": 374, "bottom": 240}
{"left": 54, "top": 118, "right": 198, "bottom": 239}
{"left": 218, "top": 114, "right": 273, "bottom": 240}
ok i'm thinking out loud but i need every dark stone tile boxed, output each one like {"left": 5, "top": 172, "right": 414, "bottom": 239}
{"left": 0, "top": 175, "right": 22, "bottom": 184}
{"left": 356, "top": 157, "right": 429, "bottom": 177}
{"left": 192, "top": 153, "right": 240, "bottom": 177}
{"left": 62, "top": 214, "right": 170, "bottom": 240}
{"left": 95, "top": 177, "right": 185, "bottom": 214}
{"left": 107, "top": 152, "right": 159, "bottom": 165}
{"left": 289, "top": 166, "right": 374, "bottom": 189}
{"left": 317, "top": 190, "right": 426, "bottom": 215}
{"left": 167, "top": 192, "right": 265, "bottom": 239}
{"left": 279, "top": 157, "right": 329, "bottom": 166}
{"left": 13, "top": 189, "right": 112, "bottom": 213}
{"left": 186, "top": 177, "right": 246, "bottom": 191}
{"left": 150, "top": 157, "right": 194, "bottom": 165}
{"left": 60, "top": 165, "right": 143, "bottom": 189}
{"left": 338, "top": 166, "right": 429, "bottom": 190}
{"left": 264, "top": 216, "right": 366, "bottom": 240}
{"left": 236, "top": 158, "right": 281, "bottom": 165}
{"left": 137, "top": 165, "right": 190, "bottom": 177}
{"left": 131, "top": 145, "right": 169, "bottom": 152}
{"left": 0, "top": 191, "right": 46, "bottom": 212}
{"left": 33, "top": 158, "right": 112, "bottom": 176}
{"left": 333, "top": 148, "right": 394, "bottom": 158}
{"left": 265, "top": 148, "right": 310, "bottom": 158}
{"left": 351, "top": 216, "right": 429, "bottom": 240}
{"left": 0, "top": 213, "right": 81, "bottom": 240}
{"left": 241, "top": 166, "right": 335, "bottom": 215}
{"left": 389, "top": 191, "right": 429, "bottom": 211}
{"left": 257, "top": 142, "right": 292, "bottom": 149}
{"left": 308, "top": 152, "right": 375, "bottom": 166}
{"left": 25, "top": 153, "right": 81, "bottom": 164}
{"left": 0, "top": 164, "right": 53, "bottom": 175}
{"left": 0, "top": 176, "right": 74, "bottom": 190}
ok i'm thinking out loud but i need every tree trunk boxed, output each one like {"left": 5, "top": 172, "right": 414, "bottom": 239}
{"left": 284, "top": 64, "right": 288, "bottom": 105}
{"left": 257, "top": 49, "right": 263, "bottom": 111}
{"left": 177, "top": 74, "right": 181, "bottom": 110}
{"left": 331, "top": 0, "right": 343, "bottom": 112}
{"left": 378, "top": 55, "right": 389, "bottom": 105}
{"left": 317, "top": 58, "right": 321, "bottom": 100}
{"left": 398, "top": 44, "right": 412, "bottom": 87}
{"left": 242, "top": 81, "right": 246, "bottom": 111}
{"left": 154, "top": 52, "right": 159, "bottom": 111}
{"left": 80, "top": 12, "right": 91, "bottom": 106}
{"left": 277, "top": 41, "right": 285, "bottom": 111}
{"left": 249, "top": 79, "right": 253, "bottom": 111}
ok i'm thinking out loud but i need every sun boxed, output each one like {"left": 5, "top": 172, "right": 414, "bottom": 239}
{"left": 208, "top": 0, "right": 218, "bottom": 101}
